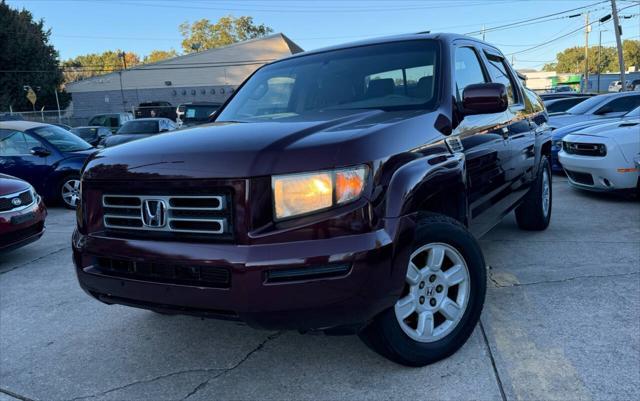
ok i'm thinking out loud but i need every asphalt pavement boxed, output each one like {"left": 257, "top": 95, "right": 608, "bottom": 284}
{"left": 1, "top": 176, "right": 638, "bottom": 401}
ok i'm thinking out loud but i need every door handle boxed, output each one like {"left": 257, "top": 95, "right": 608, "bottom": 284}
{"left": 501, "top": 127, "right": 509, "bottom": 140}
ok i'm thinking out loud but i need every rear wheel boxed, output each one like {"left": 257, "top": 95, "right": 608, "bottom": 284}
{"left": 59, "top": 175, "right": 81, "bottom": 209}
{"left": 515, "top": 156, "right": 552, "bottom": 230}
{"left": 359, "top": 213, "right": 486, "bottom": 367}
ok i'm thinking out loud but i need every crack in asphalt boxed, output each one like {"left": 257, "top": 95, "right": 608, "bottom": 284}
{"left": 0, "top": 247, "right": 67, "bottom": 275}
{"left": 182, "top": 331, "right": 283, "bottom": 400}
{"left": 64, "top": 331, "right": 282, "bottom": 401}
{"left": 66, "top": 368, "right": 223, "bottom": 401}
{"left": 479, "top": 320, "right": 507, "bottom": 401}
{"left": 489, "top": 271, "right": 640, "bottom": 288}
{"left": 0, "top": 387, "right": 36, "bottom": 401}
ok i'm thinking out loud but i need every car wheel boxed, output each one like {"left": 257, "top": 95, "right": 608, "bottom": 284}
{"left": 59, "top": 175, "right": 81, "bottom": 209}
{"left": 359, "top": 213, "right": 486, "bottom": 367}
{"left": 515, "top": 156, "right": 552, "bottom": 230}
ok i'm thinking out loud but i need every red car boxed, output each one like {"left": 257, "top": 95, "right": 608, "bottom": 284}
{"left": 0, "top": 174, "right": 46, "bottom": 253}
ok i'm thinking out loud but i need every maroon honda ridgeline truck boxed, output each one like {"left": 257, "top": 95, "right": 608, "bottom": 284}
{"left": 73, "top": 33, "right": 552, "bottom": 366}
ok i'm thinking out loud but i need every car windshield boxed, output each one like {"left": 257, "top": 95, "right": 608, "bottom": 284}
{"left": 217, "top": 40, "right": 439, "bottom": 122}
{"left": 117, "top": 120, "right": 159, "bottom": 134}
{"left": 71, "top": 127, "right": 98, "bottom": 140}
{"left": 31, "top": 125, "right": 92, "bottom": 152}
{"left": 184, "top": 105, "right": 219, "bottom": 121}
{"left": 565, "top": 95, "right": 610, "bottom": 115}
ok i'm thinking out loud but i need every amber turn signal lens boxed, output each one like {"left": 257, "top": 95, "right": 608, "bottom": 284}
{"left": 336, "top": 167, "right": 367, "bottom": 204}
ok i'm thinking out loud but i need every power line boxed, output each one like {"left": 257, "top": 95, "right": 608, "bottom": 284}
{"left": 506, "top": 3, "right": 639, "bottom": 55}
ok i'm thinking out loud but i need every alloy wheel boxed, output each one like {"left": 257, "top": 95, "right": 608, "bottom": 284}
{"left": 395, "top": 242, "right": 471, "bottom": 343}
{"left": 61, "top": 179, "right": 80, "bottom": 208}
{"left": 542, "top": 168, "right": 550, "bottom": 218}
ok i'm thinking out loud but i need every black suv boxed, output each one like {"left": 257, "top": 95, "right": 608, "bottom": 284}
{"left": 74, "top": 33, "right": 552, "bottom": 366}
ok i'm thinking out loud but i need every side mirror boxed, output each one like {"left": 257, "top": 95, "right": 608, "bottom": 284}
{"left": 462, "top": 83, "right": 508, "bottom": 115}
{"left": 30, "top": 146, "right": 51, "bottom": 157}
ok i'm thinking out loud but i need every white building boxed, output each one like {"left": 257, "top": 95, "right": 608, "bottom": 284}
{"left": 66, "top": 33, "right": 303, "bottom": 119}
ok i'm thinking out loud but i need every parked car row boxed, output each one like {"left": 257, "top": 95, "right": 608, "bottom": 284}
{"left": 608, "top": 79, "right": 640, "bottom": 92}
{"left": 547, "top": 91, "right": 640, "bottom": 194}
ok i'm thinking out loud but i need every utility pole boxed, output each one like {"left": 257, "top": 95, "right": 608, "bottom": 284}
{"left": 584, "top": 12, "right": 590, "bottom": 93}
{"left": 610, "top": 0, "right": 626, "bottom": 91}
{"left": 481, "top": 25, "right": 486, "bottom": 41}
{"left": 597, "top": 29, "right": 608, "bottom": 93}
{"left": 118, "top": 51, "right": 127, "bottom": 111}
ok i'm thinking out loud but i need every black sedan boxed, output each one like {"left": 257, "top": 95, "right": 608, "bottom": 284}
{"left": 102, "top": 118, "right": 177, "bottom": 148}
{"left": 70, "top": 126, "right": 112, "bottom": 147}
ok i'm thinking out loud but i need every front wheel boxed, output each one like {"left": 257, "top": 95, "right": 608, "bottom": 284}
{"left": 359, "top": 213, "right": 486, "bottom": 367}
{"left": 59, "top": 175, "right": 81, "bottom": 209}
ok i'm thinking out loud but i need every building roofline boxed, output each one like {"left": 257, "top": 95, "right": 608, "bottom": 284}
{"left": 66, "top": 33, "right": 301, "bottom": 89}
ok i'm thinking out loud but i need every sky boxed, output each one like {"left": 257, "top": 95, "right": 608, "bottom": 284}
{"left": 6, "top": 0, "right": 640, "bottom": 70}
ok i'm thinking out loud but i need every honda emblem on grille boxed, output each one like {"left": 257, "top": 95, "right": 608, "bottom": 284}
{"left": 142, "top": 199, "right": 167, "bottom": 228}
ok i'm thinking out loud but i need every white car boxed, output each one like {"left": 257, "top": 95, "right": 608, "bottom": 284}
{"left": 559, "top": 119, "right": 640, "bottom": 193}
{"left": 609, "top": 81, "right": 623, "bottom": 92}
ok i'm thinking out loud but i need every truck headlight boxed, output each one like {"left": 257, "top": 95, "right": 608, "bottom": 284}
{"left": 272, "top": 165, "right": 368, "bottom": 220}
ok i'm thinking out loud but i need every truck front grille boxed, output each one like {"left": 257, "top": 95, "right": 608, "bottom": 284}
{"left": 102, "top": 194, "right": 230, "bottom": 237}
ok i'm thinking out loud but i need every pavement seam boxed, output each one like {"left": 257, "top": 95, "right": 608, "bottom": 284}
{"left": 0, "top": 387, "right": 36, "bottom": 401}
{"left": 182, "top": 331, "right": 283, "bottom": 400}
{"left": 489, "top": 271, "right": 639, "bottom": 288}
{"left": 0, "top": 247, "right": 68, "bottom": 275}
{"left": 479, "top": 320, "right": 507, "bottom": 401}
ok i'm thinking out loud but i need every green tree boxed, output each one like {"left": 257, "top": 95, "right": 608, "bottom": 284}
{"left": 0, "top": 0, "right": 69, "bottom": 111}
{"left": 143, "top": 49, "right": 178, "bottom": 64}
{"left": 544, "top": 41, "right": 640, "bottom": 73}
{"left": 62, "top": 50, "right": 140, "bottom": 82}
{"left": 622, "top": 40, "right": 640, "bottom": 71}
{"left": 179, "top": 15, "right": 273, "bottom": 53}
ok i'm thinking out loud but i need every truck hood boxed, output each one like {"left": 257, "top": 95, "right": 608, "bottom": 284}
{"left": 83, "top": 109, "right": 442, "bottom": 180}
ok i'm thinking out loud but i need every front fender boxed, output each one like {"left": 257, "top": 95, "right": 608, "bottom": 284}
{"left": 383, "top": 152, "right": 467, "bottom": 221}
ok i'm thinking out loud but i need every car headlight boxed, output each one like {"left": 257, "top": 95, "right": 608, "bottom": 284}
{"left": 272, "top": 165, "right": 368, "bottom": 220}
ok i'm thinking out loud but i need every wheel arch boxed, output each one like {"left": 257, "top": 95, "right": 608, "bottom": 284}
{"left": 382, "top": 152, "right": 468, "bottom": 226}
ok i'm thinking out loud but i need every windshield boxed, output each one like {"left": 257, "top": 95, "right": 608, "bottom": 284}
{"left": 31, "top": 125, "right": 92, "bottom": 152}
{"left": 117, "top": 120, "right": 159, "bottom": 134}
{"left": 184, "top": 105, "right": 219, "bottom": 121}
{"left": 71, "top": 127, "right": 98, "bottom": 140}
{"left": 565, "top": 95, "right": 609, "bottom": 115}
{"left": 217, "top": 40, "right": 439, "bottom": 122}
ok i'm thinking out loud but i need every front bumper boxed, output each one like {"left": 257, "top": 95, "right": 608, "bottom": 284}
{"left": 559, "top": 152, "right": 639, "bottom": 191}
{"left": 72, "top": 215, "right": 416, "bottom": 330}
{"left": 0, "top": 196, "right": 47, "bottom": 253}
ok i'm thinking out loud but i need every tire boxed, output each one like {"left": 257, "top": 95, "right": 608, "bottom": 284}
{"left": 359, "top": 213, "right": 486, "bottom": 367}
{"left": 515, "top": 156, "right": 552, "bottom": 231}
{"left": 58, "top": 175, "right": 81, "bottom": 209}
